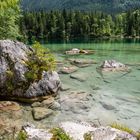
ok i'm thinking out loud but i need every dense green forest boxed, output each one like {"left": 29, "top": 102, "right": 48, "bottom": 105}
{"left": 20, "top": 9, "right": 140, "bottom": 43}
{"left": 21, "top": 0, "right": 140, "bottom": 14}
{"left": 1, "top": 0, "right": 140, "bottom": 42}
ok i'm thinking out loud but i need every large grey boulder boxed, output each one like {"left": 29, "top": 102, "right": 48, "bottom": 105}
{"left": 0, "top": 40, "right": 29, "bottom": 88}
{"left": 25, "top": 71, "right": 61, "bottom": 98}
{"left": 0, "top": 40, "right": 61, "bottom": 101}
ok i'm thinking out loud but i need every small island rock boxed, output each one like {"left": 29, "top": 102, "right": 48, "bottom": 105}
{"left": 100, "top": 60, "right": 129, "bottom": 72}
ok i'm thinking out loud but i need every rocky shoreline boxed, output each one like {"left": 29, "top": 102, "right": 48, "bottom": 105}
{"left": 23, "top": 121, "right": 138, "bottom": 140}
{"left": 0, "top": 40, "right": 139, "bottom": 140}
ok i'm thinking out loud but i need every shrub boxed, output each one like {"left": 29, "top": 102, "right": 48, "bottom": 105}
{"left": 110, "top": 122, "right": 134, "bottom": 134}
{"left": 16, "top": 130, "right": 27, "bottom": 140}
{"left": 83, "top": 132, "right": 92, "bottom": 140}
{"left": 25, "top": 41, "right": 56, "bottom": 82}
{"left": 50, "top": 127, "right": 72, "bottom": 140}
{"left": 136, "top": 132, "right": 140, "bottom": 139}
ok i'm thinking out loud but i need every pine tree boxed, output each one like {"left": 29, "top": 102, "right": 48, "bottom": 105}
{"left": 56, "top": 15, "right": 66, "bottom": 40}
{"left": 20, "top": 9, "right": 140, "bottom": 42}
{"left": 0, "top": 0, "right": 21, "bottom": 39}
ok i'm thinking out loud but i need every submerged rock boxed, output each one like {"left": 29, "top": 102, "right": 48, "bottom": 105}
{"left": 69, "top": 58, "right": 96, "bottom": 68}
{"left": 70, "top": 72, "right": 89, "bottom": 82}
{"left": 58, "top": 66, "right": 78, "bottom": 74}
{"left": 32, "top": 107, "right": 53, "bottom": 120}
{"left": 0, "top": 101, "right": 21, "bottom": 111}
{"left": 31, "top": 97, "right": 60, "bottom": 109}
{"left": 0, "top": 101, "right": 23, "bottom": 121}
{"left": 100, "top": 101, "right": 116, "bottom": 110}
{"left": 0, "top": 40, "right": 61, "bottom": 101}
{"left": 31, "top": 102, "right": 42, "bottom": 108}
{"left": 60, "top": 84, "right": 70, "bottom": 91}
{"left": 49, "top": 101, "right": 61, "bottom": 111}
{"left": 0, "top": 101, "right": 23, "bottom": 139}
{"left": 65, "top": 48, "right": 94, "bottom": 55}
{"left": 100, "top": 60, "right": 129, "bottom": 72}
{"left": 60, "top": 91, "right": 90, "bottom": 113}
{"left": 90, "top": 85, "right": 100, "bottom": 90}
{"left": 41, "top": 97, "right": 55, "bottom": 107}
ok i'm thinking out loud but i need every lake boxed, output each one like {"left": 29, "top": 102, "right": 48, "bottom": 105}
{"left": 43, "top": 39, "right": 140, "bottom": 130}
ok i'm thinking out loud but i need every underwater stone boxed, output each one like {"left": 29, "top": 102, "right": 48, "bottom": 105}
{"left": 100, "top": 101, "right": 116, "bottom": 110}
{"left": 32, "top": 107, "right": 53, "bottom": 120}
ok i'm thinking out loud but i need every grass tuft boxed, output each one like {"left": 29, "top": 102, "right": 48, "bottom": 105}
{"left": 110, "top": 122, "right": 134, "bottom": 134}
{"left": 50, "top": 127, "right": 72, "bottom": 140}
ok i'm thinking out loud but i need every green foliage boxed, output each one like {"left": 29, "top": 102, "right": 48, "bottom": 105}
{"left": 20, "top": 10, "right": 115, "bottom": 42}
{"left": 110, "top": 123, "right": 134, "bottom": 134}
{"left": 6, "top": 70, "right": 14, "bottom": 78}
{"left": 16, "top": 130, "right": 27, "bottom": 140}
{"left": 0, "top": 0, "right": 21, "bottom": 40}
{"left": 25, "top": 71, "right": 38, "bottom": 83}
{"left": 50, "top": 127, "right": 72, "bottom": 140}
{"left": 20, "top": 9, "right": 140, "bottom": 42}
{"left": 111, "top": 123, "right": 140, "bottom": 139}
{"left": 25, "top": 41, "right": 56, "bottom": 82}
{"left": 136, "top": 132, "right": 140, "bottom": 139}
{"left": 83, "top": 132, "right": 92, "bottom": 140}
{"left": 6, "top": 70, "right": 14, "bottom": 93}
{"left": 32, "top": 41, "right": 56, "bottom": 71}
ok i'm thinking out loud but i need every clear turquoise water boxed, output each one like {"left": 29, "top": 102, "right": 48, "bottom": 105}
{"left": 46, "top": 39, "right": 140, "bottom": 63}
{"left": 43, "top": 39, "right": 140, "bottom": 130}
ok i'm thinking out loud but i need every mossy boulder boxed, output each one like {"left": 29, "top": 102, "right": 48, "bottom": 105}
{"left": 0, "top": 40, "right": 61, "bottom": 102}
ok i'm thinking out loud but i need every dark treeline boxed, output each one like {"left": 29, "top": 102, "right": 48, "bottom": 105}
{"left": 20, "top": 9, "right": 140, "bottom": 43}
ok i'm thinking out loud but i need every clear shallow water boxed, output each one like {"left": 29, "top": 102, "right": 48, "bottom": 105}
{"left": 43, "top": 39, "right": 140, "bottom": 130}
